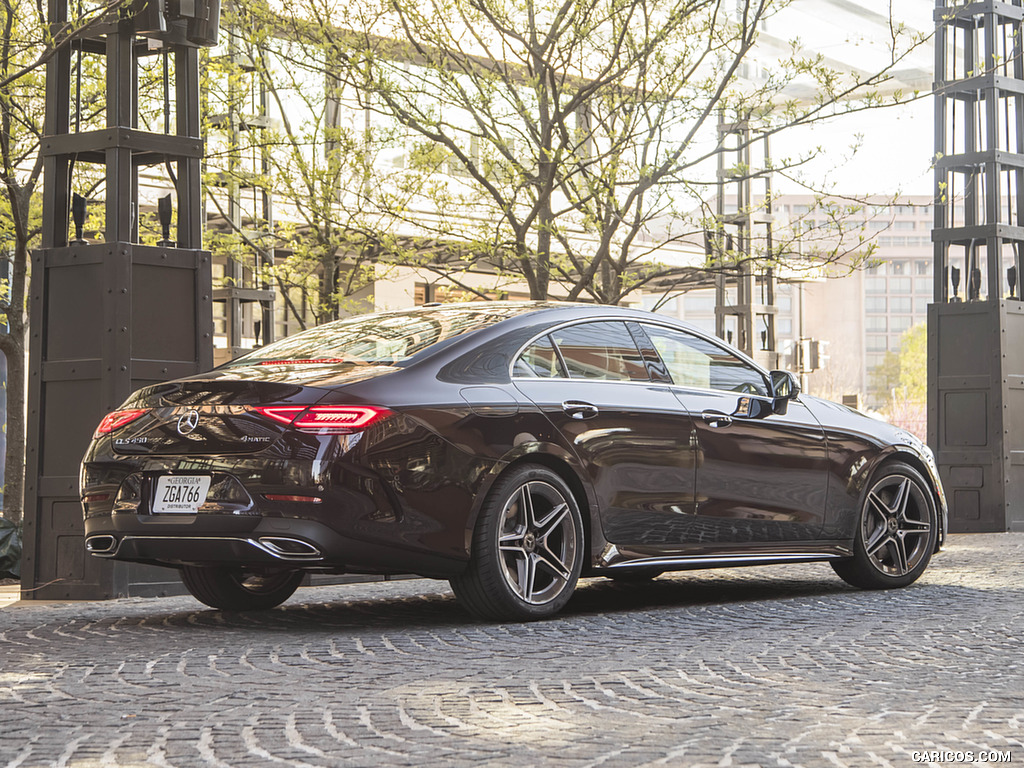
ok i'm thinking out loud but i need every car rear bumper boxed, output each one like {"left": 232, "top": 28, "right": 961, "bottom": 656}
{"left": 83, "top": 511, "right": 467, "bottom": 577}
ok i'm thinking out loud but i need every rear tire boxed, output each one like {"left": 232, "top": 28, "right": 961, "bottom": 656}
{"left": 180, "top": 566, "right": 304, "bottom": 611}
{"left": 831, "top": 462, "right": 938, "bottom": 590}
{"left": 451, "top": 464, "right": 584, "bottom": 621}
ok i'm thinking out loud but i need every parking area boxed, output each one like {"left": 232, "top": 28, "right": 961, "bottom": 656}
{"left": 2, "top": 533, "right": 1022, "bottom": 767}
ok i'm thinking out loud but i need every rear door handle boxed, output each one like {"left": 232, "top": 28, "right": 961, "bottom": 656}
{"left": 562, "top": 400, "right": 599, "bottom": 420}
{"left": 701, "top": 410, "right": 733, "bottom": 428}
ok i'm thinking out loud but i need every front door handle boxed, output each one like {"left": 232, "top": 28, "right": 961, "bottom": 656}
{"left": 562, "top": 400, "right": 599, "bottom": 420}
{"left": 701, "top": 410, "right": 733, "bottom": 428}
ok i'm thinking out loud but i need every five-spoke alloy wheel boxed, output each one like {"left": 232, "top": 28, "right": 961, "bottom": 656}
{"left": 451, "top": 464, "right": 584, "bottom": 621}
{"left": 832, "top": 461, "right": 938, "bottom": 590}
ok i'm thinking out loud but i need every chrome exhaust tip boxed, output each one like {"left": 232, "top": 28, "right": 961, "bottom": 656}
{"left": 256, "top": 537, "right": 322, "bottom": 559}
{"left": 85, "top": 535, "right": 118, "bottom": 555}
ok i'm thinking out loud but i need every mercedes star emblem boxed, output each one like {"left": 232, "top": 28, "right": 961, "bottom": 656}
{"left": 177, "top": 409, "right": 200, "bottom": 436}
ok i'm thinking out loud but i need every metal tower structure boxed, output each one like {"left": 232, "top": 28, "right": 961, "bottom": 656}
{"left": 930, "top": 0, "right": 1024, "bottom": 532}
{"left": 207, "top": 26, "right": 276, "bottom": 364}
{"left": 21, "top": 0, "right": 219, "bottom": 599}
{"left": 713, "top": 115, "right": 779, "bottom": 371}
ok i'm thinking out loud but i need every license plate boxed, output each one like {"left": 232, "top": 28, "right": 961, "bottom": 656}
{"left": 153, "top": 475, "right": 211, "bottom": 514}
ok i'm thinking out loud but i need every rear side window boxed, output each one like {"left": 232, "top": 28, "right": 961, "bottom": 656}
{"left": 549, "top": 322, "right": 649, "bottom": 381}
{"left": 642, "top": 324, "right": 767, "bottom": 395}
{"left": 513, "top": 335, "right": 565, "bottom": 378}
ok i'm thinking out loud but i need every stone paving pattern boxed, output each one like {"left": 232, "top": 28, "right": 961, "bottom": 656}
{"left": 2, "top": 533, "right": 1022, "bottom": 767}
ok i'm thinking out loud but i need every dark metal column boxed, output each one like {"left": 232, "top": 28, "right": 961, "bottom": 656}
{"left": 930, "top": 0, "right": 1024, "bottom": 533}
{"left": 713, "top": 116, "right": 779, "bottom": 371}
{"left": 21, "top": 2, "right": 218, "bottom": 598}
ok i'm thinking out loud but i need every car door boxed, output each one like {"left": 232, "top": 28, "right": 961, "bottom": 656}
{"left": 511, "top": 320, "right": 699, "bottom": 548}
{"left": 639, "top": 323, "right": 829, "bottom": 547}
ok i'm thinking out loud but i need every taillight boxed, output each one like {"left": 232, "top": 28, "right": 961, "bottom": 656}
{"left": 253, "top": 406, "right": 307, "bottom": 426}
{"left": 94, "top": 408, "right": 149, "bottom": 437}
{"left": 252, "top": 405, "right": 393, "bottom": 433}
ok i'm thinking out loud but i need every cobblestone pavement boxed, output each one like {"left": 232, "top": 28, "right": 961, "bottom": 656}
{"left": 2, "top": 533, "right": 1022, "bottom": 768}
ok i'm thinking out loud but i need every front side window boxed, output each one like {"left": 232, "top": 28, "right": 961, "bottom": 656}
{"left": 548, "top": 322, "right": 648, "bottom": 381}
{"left": 642, "top": 325, "right": 767, "bottom": 395}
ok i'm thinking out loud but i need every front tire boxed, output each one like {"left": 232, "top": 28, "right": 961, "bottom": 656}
{"left": 831, "top": 461, "right": 938, "bottom": 590}
{"left": 451, "top": 465, "right": 584, "bottom": 621}
{"left": 180, "top": 566, "right": 304, "bottom": 611}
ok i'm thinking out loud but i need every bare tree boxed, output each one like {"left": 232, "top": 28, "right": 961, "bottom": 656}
{"left": 269, "top": 0, "right": 928, "bottom": 304}
{"left": 204, "top": 5, "right": 450, "bottom": 328}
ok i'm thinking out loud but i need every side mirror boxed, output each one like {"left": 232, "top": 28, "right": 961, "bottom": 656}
{"left": 769, "top": 370, "right": 800, "bottom": 415}
{"left": 733, "top": 395, "right": 770, "bottom": 420}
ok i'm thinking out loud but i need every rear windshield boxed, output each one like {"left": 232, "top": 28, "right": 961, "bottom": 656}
{"left": 224, "top": 304, "right": 530, "bottom": 368}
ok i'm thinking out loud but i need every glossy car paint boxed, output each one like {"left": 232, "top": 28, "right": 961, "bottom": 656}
{"left": 81, "top": 302, "right": 947, "bottom": 585}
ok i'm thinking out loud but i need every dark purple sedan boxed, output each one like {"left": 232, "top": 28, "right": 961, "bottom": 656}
{"left": 81, "top": 302, "right": 946, "bottom": 620}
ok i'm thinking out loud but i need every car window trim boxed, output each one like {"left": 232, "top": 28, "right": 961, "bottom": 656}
{"left": 508, "top": 315, "right": 778, "bottom": 398}
{"left": 635, "top": 320, "right": 771, "bottom": 396}
{"left": 509, "top": 318, "right": 651, "bottom": 383}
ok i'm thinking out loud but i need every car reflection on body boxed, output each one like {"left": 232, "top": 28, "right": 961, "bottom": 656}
{"left": 80, "top": 302, "right": 947, "bottom": 621}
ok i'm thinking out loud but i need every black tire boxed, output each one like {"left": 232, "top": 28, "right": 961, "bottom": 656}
{"left": 831, "top": 461, "right": 938, "bottom": 590}
{"left": 180, "top": 566, "right": 304, "bottom": 611}
{"left": 450, "top": 464, "right": 584, "bottom": 621}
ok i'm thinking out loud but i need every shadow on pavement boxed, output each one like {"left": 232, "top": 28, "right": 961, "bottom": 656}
{"left": 113, "top": 567, "right": 876, "bottom": 634}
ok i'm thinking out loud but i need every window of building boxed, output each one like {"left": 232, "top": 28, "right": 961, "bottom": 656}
{"left": 915, "top": 260, "right": 931, "bottom": 275}
{"left": 915, "top": 277, "right": 932, "bottom": 293}
{"left": 866, "top": 277, "right": 887, "bottom": 294}
{"left": 866, "top": 297, "right": 887, "bottom": 313}
{"left": 914, "top": 297, "right": 930, "bottom": 315}
{"left": 866, "top": 353, "right": 886, "bottom": 370}
{"left": 683, "top": 294, "right": 716, "bottom": 313}
{"left": 894, "top": 220, "right": 915, "bottom": 230}
{"left": 687, "top": 316, "right": 716, "bottom": 334}
{"left": 890, "top": 277, "right": 912, "bottom": 294}
{"left": 890, "top": 316, "right": 913, "bottom": 333}
{"left": 866, "top": 335, "right": 888, "bottom": 352}
{"left": 891, "top": 297, "right": 913, "bottom": 313}
{"left": 641, "top": 295, "right": 678, "bottom": 314}
{"left": 890, "top": 260, "right": 909, "bottom": 275}
{"left": 866, "top": 316, "right": 887, "bottom": 332}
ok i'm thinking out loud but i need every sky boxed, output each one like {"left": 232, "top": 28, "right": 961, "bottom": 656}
{"left": 773, "top": 97, "right": 934, "bottom": 197}
{"left": 768, "top": 0, "right": 935, "bottom": 197}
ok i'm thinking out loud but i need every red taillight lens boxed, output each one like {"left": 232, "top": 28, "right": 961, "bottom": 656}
{"left": 252, "top": 406, "right": 307, "bottom": 426}
{"left": 94, "top": 408, "right": 149, "bottom": 437}
{"left": 252, "top": 405, "right": 393, "bottom": 433}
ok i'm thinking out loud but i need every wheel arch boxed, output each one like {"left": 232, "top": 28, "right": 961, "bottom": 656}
{"left": 464, "top": 443, "right": 600, "bottom": 565}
